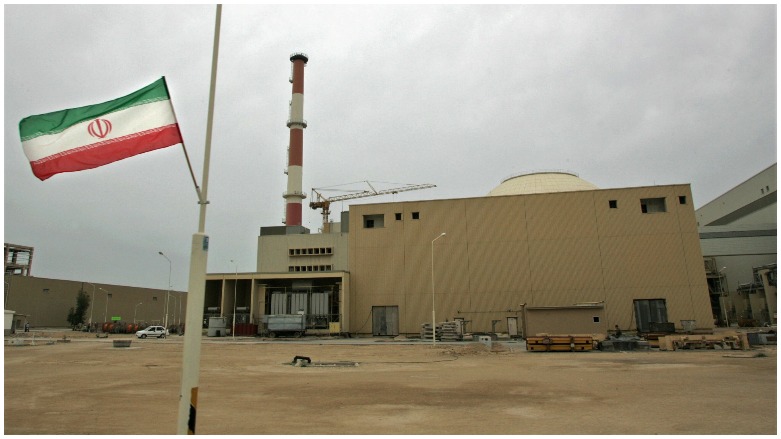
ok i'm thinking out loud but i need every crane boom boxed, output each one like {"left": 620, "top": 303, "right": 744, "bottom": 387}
{"left": 309, "top": 181, "right": 436, "bottom": 232}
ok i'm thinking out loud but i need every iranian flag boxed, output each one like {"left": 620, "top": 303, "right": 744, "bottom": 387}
{"left": 19, "top": 77, "right": 183, "bottom": 181}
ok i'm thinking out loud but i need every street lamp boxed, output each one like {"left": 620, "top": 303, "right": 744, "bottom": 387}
{"left": 431, "top": 232, "right": 446, "bottom": 346}
{"left": 158, "top": 252, "right": 172, "bottom": 331}
{"left": 86, "top": 282, "right": 96, "bottom": 329}
{"left": 230, "top": 259, "right": 238, "bottom": 339}
{"left": 134, "top": 302, "right": 143, "bottom": 324}
{"left": 99, "top": 288, "right": 110, "bottom": 323}
{"left": 719, "top": 267, "right": 730, "bottom": 326}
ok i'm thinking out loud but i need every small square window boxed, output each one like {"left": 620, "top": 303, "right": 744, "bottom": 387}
{"left": 678, "top": 195, "right": 687, "bottom": 205}
{"left": 153, "top": 296, "right": 158, "bottom": 301}
{"left": 593, "top": 316, "right": 600, "bottom": 323}
{"left": 609, "top": 200, "right": 617, "bottom": 209}
{"left": 412, "top": 212, "right": 420, "bottom": 220}
{"left": 395, "top": 213, "right": 402, "bottom": 221}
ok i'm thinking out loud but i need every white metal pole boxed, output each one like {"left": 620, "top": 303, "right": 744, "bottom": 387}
{"left": 100, "top": 288, "right": 109, "bottom": 323}
{"left": 134, "top": 302, "right": 143, "bottom": 324}
{"left": 178, "top": 4, "right": 220, "bottom": 435}
{"left": 159, "top": 252, "right": 172, "bottom": 330}
{"left": 231, "top": 260, "right": 237, "bottom": 339}
{"left": 86, "top": 282, "right": 96, "bottom": 327}
{"left": 431, "top": 233, "right": 446, "bottom": 347}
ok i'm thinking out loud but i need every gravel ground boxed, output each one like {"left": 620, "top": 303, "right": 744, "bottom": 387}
{"left": 3, "top": 329, "right": 777, "bottom": 435}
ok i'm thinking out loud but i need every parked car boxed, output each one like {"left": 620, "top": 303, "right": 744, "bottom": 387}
{"left": 135, "top": 325, "right": 169, "bottom": 339}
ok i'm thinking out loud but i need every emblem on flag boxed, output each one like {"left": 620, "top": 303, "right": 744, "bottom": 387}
{"left": 87, "top": 118, "right": 113, "bottom": 139}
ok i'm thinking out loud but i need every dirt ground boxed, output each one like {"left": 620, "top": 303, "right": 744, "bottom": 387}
{"left": 4, "top": 329, "right": 777, "bottom": 435}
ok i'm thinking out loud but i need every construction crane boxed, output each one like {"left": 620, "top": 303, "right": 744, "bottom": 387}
{"left": 310, "top": 181, "right": 436, "bottom": 233}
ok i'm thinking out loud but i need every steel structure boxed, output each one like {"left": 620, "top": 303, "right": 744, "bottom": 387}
{"left": 310, "top": 181, "right": 436, "bottom": 232}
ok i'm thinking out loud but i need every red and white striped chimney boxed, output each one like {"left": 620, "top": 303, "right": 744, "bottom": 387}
{"left": 284, "top": 52, "right": 308, "bottom": 226}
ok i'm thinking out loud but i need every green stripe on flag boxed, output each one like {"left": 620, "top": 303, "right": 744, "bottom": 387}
{"left": 19, "top": 77, "right": 171, "bottom": 141}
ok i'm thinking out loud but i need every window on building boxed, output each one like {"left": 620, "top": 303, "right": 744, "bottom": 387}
{"left": 678, "top": 195, "right": 687, "bottom": 205}
{"left": 153, "top": 297, "right": 158, "bottom": 301}
{"left": 640, "top": 197, "right": 666, "bottom": 213}
{"left": 363, "top": 214, "right": 384, "bottom": 228}
{"left": 609, "top": 200, "right": 617, "bottom": 209}
{"left": 593, "top": 316, "right": 600, "bottom": 323}
{"left": 412, "top": 212, "right": 420, "bottom": 220}
{"left": 395, "top": 213, "right": 402, "bottom": 221}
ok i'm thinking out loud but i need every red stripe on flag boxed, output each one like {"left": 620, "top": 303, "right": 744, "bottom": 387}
{"left": 30, "top": 125, "right": 182, "bottom": 181}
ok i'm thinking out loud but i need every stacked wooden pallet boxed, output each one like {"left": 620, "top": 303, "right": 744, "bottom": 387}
{"left": 440, "top": 322, "right": 463, "bottom": 341}
{"left": 526, "top": 335, "right": 594, "bottom": 352}
{"left": 657, "top": 333, "right": 749, "bottom": 351}
{"left": 420, "top": 323, "right": 443, "bottom": 340}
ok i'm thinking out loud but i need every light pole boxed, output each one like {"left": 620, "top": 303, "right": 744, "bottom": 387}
{"left": 99, "top": 288, "right": 109, "bottom": 323}
{"left": 158, "top": 252, "right": 172, "bottom": 331}
{"left": 86, "top": 282, "right": 96, "bottom": 328}
{"left": 719, "top": 267, "right": 730, "bottom": 326}
{"left": 231, "top": 259, "right": 238, "bottom": 339}
{"left": 134, "top": 302, "right": 143, "bottom": 324}
{"left": 431, "top": 232, "right": 446, "bottom": 346}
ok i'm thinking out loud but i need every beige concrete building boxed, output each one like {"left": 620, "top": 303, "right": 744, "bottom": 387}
{"left": 348, "top": 174, "right": 712, "bottom": 336}
{"left": 3, "top": 274, "right": 186, "bottom": 330}
{"left": 203, "top": 172, "right": 713, "bottom": 337}
{"left": 6, "top": 172, "right": 715, "bottom": 338}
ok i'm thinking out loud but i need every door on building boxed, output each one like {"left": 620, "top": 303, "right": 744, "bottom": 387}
{"left": 507, "top": 316, "right": 519, "bottom": 338}
{"left": 372, "top": 306, "right": 399, "bottom": 336}
{"left": 633, "top": 299, "right": 668, "bottom": 333}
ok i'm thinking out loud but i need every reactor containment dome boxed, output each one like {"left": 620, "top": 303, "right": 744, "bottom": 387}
{"left": 488, "top": 171, "right": 598, "bottom": 196}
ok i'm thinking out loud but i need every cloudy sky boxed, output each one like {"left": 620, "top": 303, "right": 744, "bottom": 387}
{"left": 4, "top": 4, "right": 777, "bottom": 292}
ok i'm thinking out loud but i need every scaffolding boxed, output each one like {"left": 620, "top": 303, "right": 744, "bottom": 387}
{"left": 4, "top": 243, "right": 33, "bottom": 276}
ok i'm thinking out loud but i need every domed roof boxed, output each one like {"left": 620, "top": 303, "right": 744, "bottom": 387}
{"left": 488, "top": 171, "right": 598, "bottom": 196}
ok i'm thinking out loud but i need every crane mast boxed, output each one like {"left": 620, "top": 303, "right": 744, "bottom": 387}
{"left": 310, "top": 181, "right": 436, "bottom": 233}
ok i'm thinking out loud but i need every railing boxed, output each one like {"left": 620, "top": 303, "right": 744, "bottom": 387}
{"left": 286, "top": 118, "right": 307, "bottom": 128}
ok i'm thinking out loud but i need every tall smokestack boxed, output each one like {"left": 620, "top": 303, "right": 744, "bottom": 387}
{"left": 284, "top": 52, "right": 308, "bottom": 226}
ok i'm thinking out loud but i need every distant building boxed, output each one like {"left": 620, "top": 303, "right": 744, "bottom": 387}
{"left": 697, "top": 163, "right": 777, "bottom": 326}
{"left": 4, "top": 273, "right": 185, "bottom": 330}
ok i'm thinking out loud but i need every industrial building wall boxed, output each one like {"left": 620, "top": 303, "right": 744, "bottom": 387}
{"left": 257, "top": 232, "right": 348, "bottom": 273}
{"left": 3, "top": 275, "right": 185, "bottom": 328}
{"left": 348, "top": 185, "right": 712, "bottom": 335}
{"left": 695, "top": 163, "right": 776, "bottom": 227}
{"left": 203, "top": 271, "right": 349, "bottom": 333}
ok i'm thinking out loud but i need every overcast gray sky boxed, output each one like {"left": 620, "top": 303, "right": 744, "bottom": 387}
{"left": 4, "top": 4, "right": 777, "bottom": 291}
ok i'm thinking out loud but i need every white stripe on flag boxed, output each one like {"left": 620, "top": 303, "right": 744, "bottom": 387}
{"left": 22, "top": 100, "right": 177, "bottom": 162}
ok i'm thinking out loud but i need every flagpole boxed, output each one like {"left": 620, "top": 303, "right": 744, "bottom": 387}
{"left": 162, "top": 77, "right": 204, "bottom": 205}
{"left": 177, "top": 4, "right": 221, "bottom": 435}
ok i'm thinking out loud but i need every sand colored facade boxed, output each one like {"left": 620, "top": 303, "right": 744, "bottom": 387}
{"left": 3, "top": 275, "right": 185, "bottom": 329}
{"left": 348, "top": 184, "right": 713, "bottom": 335}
